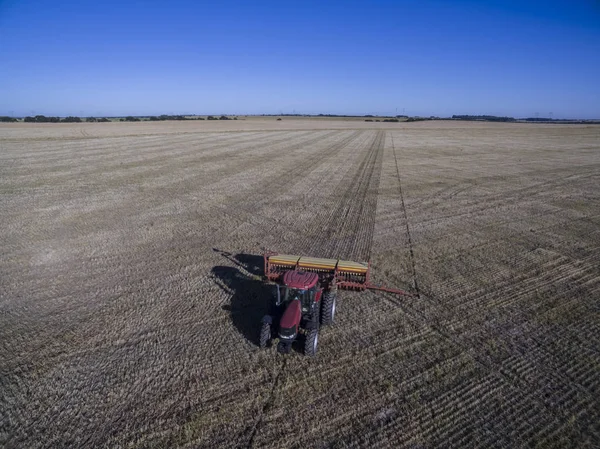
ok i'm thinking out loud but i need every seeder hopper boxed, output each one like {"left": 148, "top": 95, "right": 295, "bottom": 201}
{"left": 259, "top": 252, "right": 413, "bottom": 356}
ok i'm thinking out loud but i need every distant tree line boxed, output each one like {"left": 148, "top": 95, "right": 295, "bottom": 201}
{"left": 19, "top": 115, "right": 114, "bottom": 123}
{"left": 10, "top": 114, "right": 596, "bottom": 125}
{"left": 14, "top": 114, "right": 241, "bottom": 123}
{"left": 147, "top": 115, "right": 204, "bottom": 121}
{"left": 522, "top": 117, "right": 553, "bottom": 122}
{"left": 365, "top": 117, "right": 431, "bottom": 122}
{"left": 207, "top": 115, "right": 235, "bottom": 120}
{"left": 23, "top": 115, "right": 83, "bottom": 123}
{"left": 452, "top": 115, "right": 516, "bottom": 122}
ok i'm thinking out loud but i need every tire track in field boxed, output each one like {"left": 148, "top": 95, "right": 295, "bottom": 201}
{"left": 209, "top": 132, "right": 365, "bottom": 447}
{"left": 414, "top": 167, "right": 600, "bottom": 226}
{"left": 9, "top": 131, "right": 248, "bottom": 166}
{"left": 82, "top": 131, "right": 321, "bottom": 191}
{"left": 245, "top": 359, "right": 288, "bottom": 449}
{"left": 302, "top": 130, "right": 385, "bottom": 261}
{"left": 220, "top": 132, "right": 366, "bottom": 448}
{"left": 391, "top": 134, "right": 421, "bottom": 298}
{"left": 210, "top": 131, "right": 364, "bottom": 228}
{"left": 374, "top": 286, "right": 599, "bottom": 445}
{"left": 51, "top": 131, "right": 340, "bottom": 235}
{"left": 160, "top": 130, "right": 340, "bottom": 198}
{"left": 27, "top": 131, "right": 312, "bottom": 185}
{"left": 169, "top": 132, "right": 366, "bottom": 448}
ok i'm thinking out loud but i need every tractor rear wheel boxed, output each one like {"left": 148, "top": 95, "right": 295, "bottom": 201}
{"left": 259, "top": 321, "right": 271, "bottom": 348}
{"left": 320, "top": 291, "right": 337, "bottom": 326}
{"left": 304, "top": 328, "right": 319, "bottom": 356}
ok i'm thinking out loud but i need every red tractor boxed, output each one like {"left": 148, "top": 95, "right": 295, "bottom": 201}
{"left": 259, "top": 253, "right": 412, "bottom": 356}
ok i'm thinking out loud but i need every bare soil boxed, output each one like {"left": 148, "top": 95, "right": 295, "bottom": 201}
{"left": 1, "top": 120, "right": 599, "bottom": 448}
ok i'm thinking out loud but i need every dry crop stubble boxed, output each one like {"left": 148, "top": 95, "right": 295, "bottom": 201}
{"left": 1, "top": 121, "right": 599, "bottom": 448}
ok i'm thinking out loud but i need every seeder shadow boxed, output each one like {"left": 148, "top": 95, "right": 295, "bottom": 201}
{"left": 212, "top": 248, "right": 264, "bottom": 276}
{"left": 212, "top": 265, "right": 273, "bottom": 347}
{"left": 234, "top": 253, "right": 264, "bottom": 276}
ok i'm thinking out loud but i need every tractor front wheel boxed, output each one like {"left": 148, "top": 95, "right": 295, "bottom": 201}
{"left": 320, "top": 291, "right": 337, "bottom": 326}
{"left": 304, "top": 328, "right": 319, "bottom": 357}
{"left": 259, "top": 321, "right": 271, "bottom": 348}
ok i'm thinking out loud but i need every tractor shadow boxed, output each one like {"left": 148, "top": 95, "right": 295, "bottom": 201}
{"left": 211, "top": 249, "right": 273, "bottom": 346}
{"left": 212, "top": 265, "right": 273, "bottom": 347}
{"left": 212, "top": 249, "right": 305, "bottom": 353}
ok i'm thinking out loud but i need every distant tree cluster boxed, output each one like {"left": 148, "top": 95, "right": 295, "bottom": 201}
{"left": 20, "top": 115, "right": 115, "bottom": 123}
{"left": 147, "top": 115, "right": 203, "bottom": 121}
{"left": 23, "top": 115, "right": 85, "bottom": 123}
{"left": 0, "top": 116, "right": 18, "bottom": 122}
{"left": 206, "top": 115, "right": 233, "bottom": 120}
{"left": 317, "top": 113, "right": 365, "bottom": 118}
{"left": 24, "top": 115, "right": 61, "bottom": 123}
{"left": 452, "top": 115, "right": 516, "bottom": 122}
{"left": 365, "top": 118, "right": 400, "bottom": 123}
{"left": 523, "top": 117, "right": 553, "bottom": 122}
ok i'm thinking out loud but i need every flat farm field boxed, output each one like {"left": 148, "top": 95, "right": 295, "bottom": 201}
{"left": 1, "top": 120, "right": 599, "bottom": 448}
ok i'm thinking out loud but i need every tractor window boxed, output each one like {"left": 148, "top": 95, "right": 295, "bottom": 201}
{"left": 274, "top": 284, "right": 281, "bottom": 306}
{"left": 302, "top": 287, "right": 316, "bottom": 313}
{"left": 283, "top": 287, "right": 306, "bottom": 303}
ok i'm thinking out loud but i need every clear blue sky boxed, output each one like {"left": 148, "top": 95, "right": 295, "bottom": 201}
{"left": 1, "top": 0, "right": 599, "bottom": 118}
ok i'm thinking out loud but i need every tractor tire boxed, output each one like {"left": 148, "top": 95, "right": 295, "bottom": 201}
{"left": 304, "top": 328, "right": 319, "bottom": 357}
{"left": 320, "top": 291, "right": 337, "bottom": 326}
{"left": 259, "top": 321, "right": 271, "bottom": 348}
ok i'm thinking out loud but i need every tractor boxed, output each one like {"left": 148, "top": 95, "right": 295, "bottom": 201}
{"left": 259, "top": 253, "right": 412, "bottom": 356}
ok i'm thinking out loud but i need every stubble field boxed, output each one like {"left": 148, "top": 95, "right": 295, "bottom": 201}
{"left": 1, "top": 119, "right": 599, "bottom": 448}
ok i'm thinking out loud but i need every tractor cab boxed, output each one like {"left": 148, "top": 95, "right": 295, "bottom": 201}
{"left": 271, "top": 271, "right": 322, "bottom": 353}
{"left": 277, "top": 270, "right": 320, "bottom": 312}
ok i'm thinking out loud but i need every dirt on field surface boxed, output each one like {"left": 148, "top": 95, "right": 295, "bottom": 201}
{"left": 1, "top": 120, "right": 599, "bottom": 448}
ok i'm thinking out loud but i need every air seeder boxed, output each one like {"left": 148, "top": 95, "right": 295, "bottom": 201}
{"left": 259, "top": 252, "right": 413, "bottom": 356}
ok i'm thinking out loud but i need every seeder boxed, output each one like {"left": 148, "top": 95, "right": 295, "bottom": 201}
{"left": 259, "top": 252, "right": 413, "bottom": 356}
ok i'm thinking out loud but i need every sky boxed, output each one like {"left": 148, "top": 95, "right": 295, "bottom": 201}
{"left": 0, "top": 0, "right": 599, "bottom": 118}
